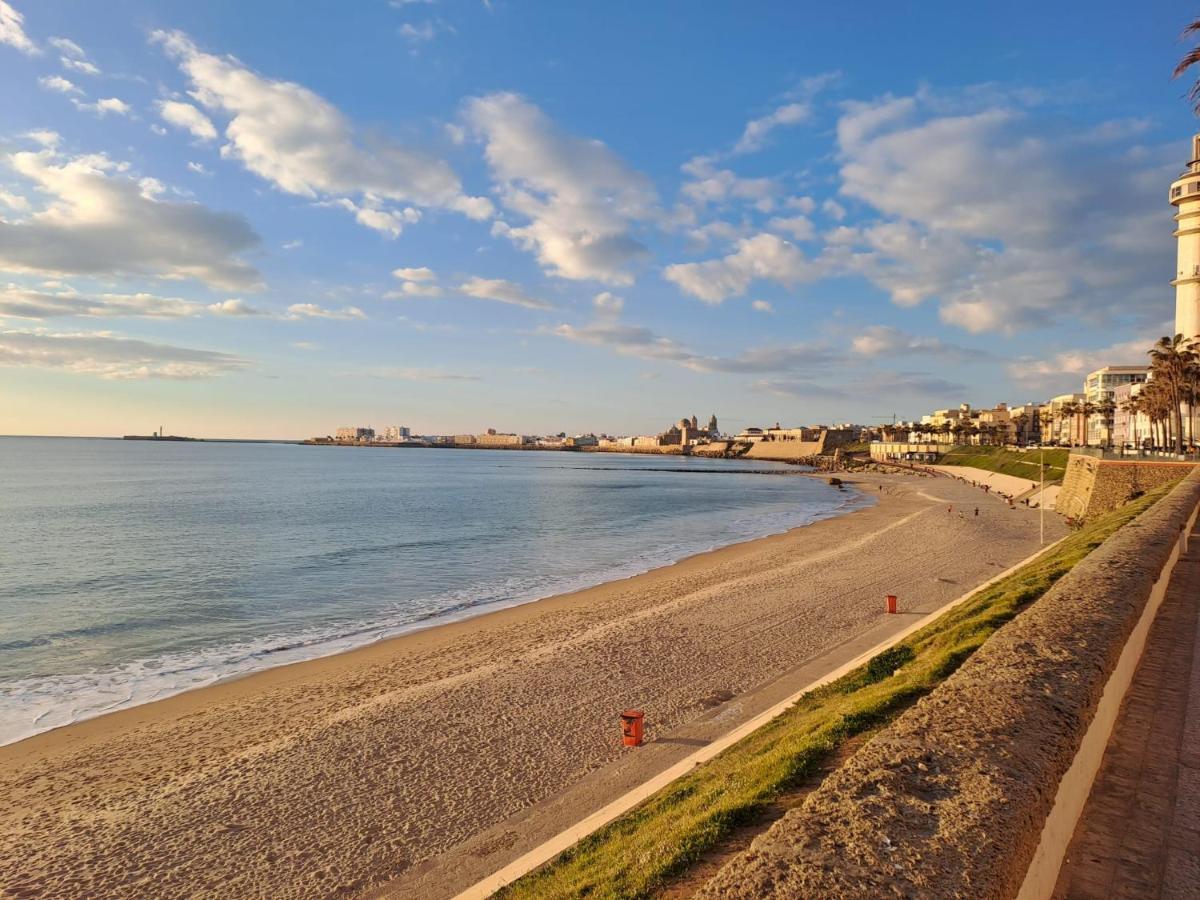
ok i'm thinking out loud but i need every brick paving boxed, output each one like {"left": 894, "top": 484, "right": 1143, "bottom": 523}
{"left": 1053, "top": 524, "right": 1200, "bottom": 900}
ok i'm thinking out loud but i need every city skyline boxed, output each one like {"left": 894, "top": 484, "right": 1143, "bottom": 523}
{"left": 0, "top": 1, "right": 1191, "bottom": 439}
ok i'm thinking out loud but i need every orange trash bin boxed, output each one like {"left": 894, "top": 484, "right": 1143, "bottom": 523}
{"left": 885, "top": 594, "right": 898, "bottom": 614}
{"left": 620, "top": 709, "right": 645, "bottom": 746}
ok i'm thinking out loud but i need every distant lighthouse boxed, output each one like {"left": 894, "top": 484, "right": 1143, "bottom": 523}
{"left": 1169, "top": 134, "right": 1200, "bottom": 343}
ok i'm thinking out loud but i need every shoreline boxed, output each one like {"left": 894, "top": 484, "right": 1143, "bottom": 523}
{"left": 0, "top": 470, "right": 865, "bottom": 749}
{"left": 0, "top": 471, "right": 1064, "bottom": 899}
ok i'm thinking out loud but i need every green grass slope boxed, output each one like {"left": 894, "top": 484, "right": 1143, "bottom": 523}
{"left": 937, "top": 445, "right": 1069, "bottom": 483}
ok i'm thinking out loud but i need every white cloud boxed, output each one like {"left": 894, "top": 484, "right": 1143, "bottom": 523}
{"left": 286, "top": 302, "right": 366, "bottom": 320}
{"left": 24, "top": 130, "right": 59, "bottom": 148}
{"left": 281, "top": 239, "right": 303, "bottom": 250}
{"left": 830, "top": 91, "right": 1173, "bottom": 332}
{"left": 753, "top": 371, "right": 965, "bottom": 400}
{"left": 48, "top": 36, "right": 83, "bottom": 57}
{"left": 849, "top": 324, "right": 988, "bottom": 361}
{"left": 680, "top": 155, "right": 777, "bottom": 211}
{"left": 72, "top": 97, "right": 131, "bottom": 117}
{"left": 386, "top": 280, "right": 442, "bottom": 298}
{"left": 593, "top": 291, "right": 623, "bottom": 314}
{"left": 61, "top": 56, "right": 99, "bottom": 76}
{"left": 331, "top": 198, "right": 420, "bottom": 237}
{"left": 387, "top": 266, "right": 442, "bottom": 298}
{"left": 157, "top": 100, "right": 217, "bottom": 141}
{"left": 399, "top": 21, "right": 450, "bottom": 42}
{"left": 153, "top": 29, "right": 492, "bottom": 233}
{"left": 732, "top": 102, "right": 810, "bottom": 155}
{"left": 752, "top": 299, "right": 773, "bottom": 313}
{"left": 463, "top": 92, "right": 656, "bottom": 284}
{"left": 0, "top": 146, "right": 261, "bottom": 289}
{"left": 187, "top": 161, "right": 210, "bottom": 176}
{"left": 53, "top": 39, "right": 101, "bottom": 76}
{"left": 0, "top": 1, "right": 38, "bottom": 55}
{"left": 0, "top": 190, "right": 29, "bottom": 211}
{"left": 458, "top": 276, "right": 554, "bottom": 310}
{"left": 1007, "top": 336, "right": 1152, "bottom": 392}
{"left": 0, "top": 285, "right": 206, "bottom": 319}
{"left": 393, "top": 266, "right": 436, "bottom": 281}
{"left": 0, "top": 328, "right": 249, "bottom": 379}
{"left": 207, "top": 298, "right": 266, "bottom": 316}
{"left": 664, "top": 233, "right": 818, "bottom": 304}
{"left": 38, "top": 75, "right": 79, "bottom": 94}
{"left": 548, "top": 301, "right": 841, "bottom": 375}
{"left": 550, "top": 314, "right": 840, "bottom": 375}
{"left": 766, "top": 215, "right": 815, "bottom": 241}
{"left": 822, "top": 198, "right": 846, "bottom": 221}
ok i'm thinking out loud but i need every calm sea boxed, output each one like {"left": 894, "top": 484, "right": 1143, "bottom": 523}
{"left": 0, "top": 437, "right": 868, "bottom": 745}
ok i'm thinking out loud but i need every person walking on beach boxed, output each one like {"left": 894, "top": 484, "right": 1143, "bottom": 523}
{"left": 975, "top": 507, "right": 979, "bottom": 516}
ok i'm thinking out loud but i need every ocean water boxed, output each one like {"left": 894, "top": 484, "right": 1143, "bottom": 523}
{"left": 0, "top": 438, "right": 869, "bottom": 745}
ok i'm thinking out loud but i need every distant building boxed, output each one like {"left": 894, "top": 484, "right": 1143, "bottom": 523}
{"left": 380, "top": 425, "right": 411, "bottom": 442}
{"left": 1084, "top": 366, "right": 1150, "bottom": 446}
{"left": 1048, "top": 393, "right": 1087, "bottom": 446}
{"left": 335, "top": 426, "right": 374, "bottom": 443}
{"left": 734, "top": 427, "right": 766, "bottom": 443}
{"left": 564, "top": 434, "right": 598, "bottom": 447}
{"left": 476, "top": 431, "right": 530, "bottom": 447}
{"left": 1009, "top": 403, "right": 1044, "bottom": 446}
{"left": 657, "top": 414, "right": 717, "bottom": 446}
{"left": 1111, "top": 383, "right": 1152, "bottom": 449}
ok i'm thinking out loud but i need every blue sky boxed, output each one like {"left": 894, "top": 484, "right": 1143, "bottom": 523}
{"left": 0, "top": 0, "right": 1193, "bottom": 438}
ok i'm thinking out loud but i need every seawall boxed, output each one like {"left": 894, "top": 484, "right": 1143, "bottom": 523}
{"left": 699, "top": 469, "right": 1200, "bottom": 899}
{"left": 1056, "top": 452, "right": 1195, "bottom": 520}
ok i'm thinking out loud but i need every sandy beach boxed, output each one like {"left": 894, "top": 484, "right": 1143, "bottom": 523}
{"left": 0, "top": 471, "right": 1062, "bottom": 899}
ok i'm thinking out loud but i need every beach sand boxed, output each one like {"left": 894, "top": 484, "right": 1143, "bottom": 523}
{"left": 0, "top": 472, "right": 1063, "bottom": 899}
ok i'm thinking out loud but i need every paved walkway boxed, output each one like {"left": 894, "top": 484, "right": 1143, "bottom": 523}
{"left": 1053, "top": 522, "right": 1200, "bottom": 899}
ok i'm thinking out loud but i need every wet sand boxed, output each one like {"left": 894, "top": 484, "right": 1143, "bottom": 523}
{"left": 0, "top": 472, "right": 1061, "bottom": 899}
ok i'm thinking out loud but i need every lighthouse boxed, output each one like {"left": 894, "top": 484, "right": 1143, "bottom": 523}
{"left": 1169, "top": 134, "right": 1200, "bottom": 344}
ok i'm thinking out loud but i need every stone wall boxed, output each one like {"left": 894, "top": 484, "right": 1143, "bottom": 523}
{"left": 743, "top": 439, "right": 824, "bottom": 461}
{"left": 1057, "top": 453, "right": 1194, "bottom": 520}
{"left": 698, "top": 470, "right": 1200, "bottom": 899}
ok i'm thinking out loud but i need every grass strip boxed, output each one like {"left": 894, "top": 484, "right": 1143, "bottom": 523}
{"left": 500, "top": 481, "right": 1174, "bottom": 899}
{"left": 937, "top": 445, "right": 1069, "bottom": 482}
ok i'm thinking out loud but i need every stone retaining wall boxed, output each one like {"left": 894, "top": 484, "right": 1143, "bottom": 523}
{"left": 698, "top": 470, "right": 1200, "bottom": 899}
{"left": 1056, "top": 453, "right": 1194, "bottom": 520}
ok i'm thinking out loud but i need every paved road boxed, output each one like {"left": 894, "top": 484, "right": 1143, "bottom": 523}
{"left": 1053, "top": 520, "right": 1200, "bottom": 899}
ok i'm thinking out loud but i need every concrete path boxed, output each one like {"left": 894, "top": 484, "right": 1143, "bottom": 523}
{"left": 1053, "top": 520, "right": 1200, "bottom": 899}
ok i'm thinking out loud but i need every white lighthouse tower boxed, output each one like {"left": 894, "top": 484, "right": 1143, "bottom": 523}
{"left": 1169, "top": 134, "right": 1200, "bottom": 344}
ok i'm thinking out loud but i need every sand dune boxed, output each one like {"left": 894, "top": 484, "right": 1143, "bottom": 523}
{"left": 0, "top": 473, "right": 1061, "bottom": 899}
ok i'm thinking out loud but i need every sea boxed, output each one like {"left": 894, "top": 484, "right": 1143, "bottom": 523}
{"left": 0, "top": 437, "right": 870, "bottom": 746}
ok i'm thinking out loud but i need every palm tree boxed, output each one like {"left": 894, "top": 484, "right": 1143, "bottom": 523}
{"left": 1174, "top": 19, "right": 1200, "bottom": 115}
{"left": 1098, "top": 398, "right": 1117, "bottom": 449}
{"left": 1059, "top": 401, "right": 1079, "bottom": 446}
{"left": 1148, "top": 334, "right": 1195, "bottom": 454}
{"left": 1039, "top": 406, "right": 1054, "bottom": 446}
{"left": 1012, "top": 412, "right": 1029, "bottom": 447}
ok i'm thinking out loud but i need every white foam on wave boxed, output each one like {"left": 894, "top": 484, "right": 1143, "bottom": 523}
{"left": 0, "top": 487, "right": 872, "bottom": 747}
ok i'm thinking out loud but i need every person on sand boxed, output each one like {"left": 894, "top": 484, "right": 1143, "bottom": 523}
{"left": 975, "top": 507, "right": 979, "bottom": 516}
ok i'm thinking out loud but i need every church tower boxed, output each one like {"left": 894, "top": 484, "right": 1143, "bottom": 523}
{"left": 1169, "top": 133, "right": 1200, "bottom": 343}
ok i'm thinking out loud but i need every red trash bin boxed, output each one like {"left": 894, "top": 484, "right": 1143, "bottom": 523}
{"left": 886, "top": 594, "right": 898, "bottom": 614}
{"left": 620, "top": 709, "right": 645, "bottom": 746}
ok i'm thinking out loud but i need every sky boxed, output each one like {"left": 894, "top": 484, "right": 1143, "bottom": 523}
{"left": 0, "top": 0, "right": 1195, "bottom": 439}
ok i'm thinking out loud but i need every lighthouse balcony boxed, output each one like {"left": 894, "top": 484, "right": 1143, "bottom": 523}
{"left": 1170, "top": 180, "right": 1200, "bottom": 202}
